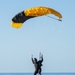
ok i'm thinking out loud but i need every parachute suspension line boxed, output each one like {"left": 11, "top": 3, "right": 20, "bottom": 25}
{"left": 46, "top": 15, "right": 62, "bottom": 22}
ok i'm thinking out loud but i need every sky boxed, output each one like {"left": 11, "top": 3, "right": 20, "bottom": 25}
{"left": 0, "top": 0, "right": 75, "bottom": 73}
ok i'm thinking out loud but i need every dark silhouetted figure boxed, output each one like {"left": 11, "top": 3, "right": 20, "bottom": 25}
{"left": 31, "top": 53, "right": 43, "bottom": 75}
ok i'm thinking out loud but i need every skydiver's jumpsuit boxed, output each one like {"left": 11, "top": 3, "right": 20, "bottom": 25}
{"left": 32, "top": 57, "right": 43, "bottom": 75}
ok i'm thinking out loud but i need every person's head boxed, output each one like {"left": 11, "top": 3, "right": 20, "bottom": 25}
{"left": 34, "top": 58, "right": 37, "bottom": 63}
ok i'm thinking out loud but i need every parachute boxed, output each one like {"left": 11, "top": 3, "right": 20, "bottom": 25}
{"left": 11, "top": 6, "right": 62, "bottom": 28}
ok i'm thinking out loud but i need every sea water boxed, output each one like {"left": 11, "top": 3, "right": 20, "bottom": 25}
{"left": 0, "top": 73, "right": 75, "bottom": 75}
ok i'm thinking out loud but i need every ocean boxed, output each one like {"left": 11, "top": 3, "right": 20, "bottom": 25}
{"left": 0, "top": 73, "right": 75, "bottom": 75}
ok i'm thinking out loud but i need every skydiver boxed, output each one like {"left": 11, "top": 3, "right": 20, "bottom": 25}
{"left": 31, "top": 53, "right": 43, "bottom": 75}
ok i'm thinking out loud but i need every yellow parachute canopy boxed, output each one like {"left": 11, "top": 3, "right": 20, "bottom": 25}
{"left": 11, "top": 6, "right": 62, "bottom": 28}
{"left": 24, "top": 6, "right": 62, "bottom": 18}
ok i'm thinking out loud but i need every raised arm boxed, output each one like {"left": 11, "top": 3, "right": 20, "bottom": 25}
{"left": 39, "top": 53, "right": 43, "bottom": 63}
{"left": 31, "top": 55, "right": 34, "bottom": 64}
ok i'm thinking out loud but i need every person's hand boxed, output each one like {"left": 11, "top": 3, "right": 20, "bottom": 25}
{"left": 40, "top": 52, "right": 41, "bottom": 55}
{"left": 40, "top": 52, "right": 43, "bottom": 56}
{"left": 42, "top": 54, "right": 43, "bottom": 57}
{"left": 31, "top": 55, "right": 33, "bottom": 58}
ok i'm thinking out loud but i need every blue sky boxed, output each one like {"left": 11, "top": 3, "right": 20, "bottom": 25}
{"left": 0, "top": 0, "right": 75, "bottom": 73}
